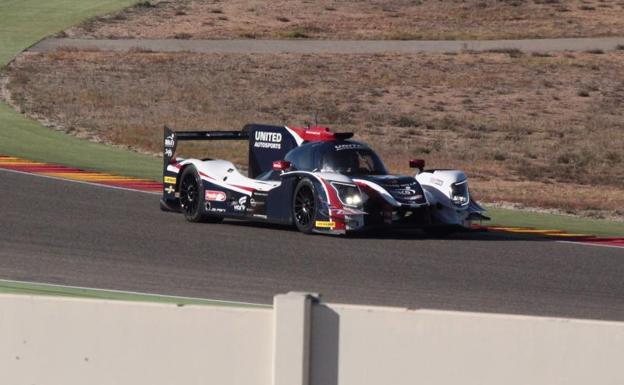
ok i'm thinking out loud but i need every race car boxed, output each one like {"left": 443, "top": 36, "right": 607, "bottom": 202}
{"left": 160, "top": 124, "right": 489, "bottom": 235}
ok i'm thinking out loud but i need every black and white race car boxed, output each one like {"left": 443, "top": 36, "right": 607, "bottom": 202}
{"left": 160, "top": 124, "right": 488, "bottom": 235}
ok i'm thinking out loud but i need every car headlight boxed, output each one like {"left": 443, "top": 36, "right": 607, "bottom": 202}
{"left": 450, "top": 180, "right": 470, "bottom": 207}
{"left": 330, "top": 182, "right": 363, "bottom": 207}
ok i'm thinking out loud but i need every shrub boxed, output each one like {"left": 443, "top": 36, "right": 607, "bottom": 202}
{"left": 281, "top": 28, "right": 309, "bottom": 38}
{"left": 135, "top": 1, "right": 154, "bottom": 8}
{"left": 486, "top": 48, "right": 524, "bottom": 58}
{"left": 391, "top": 115, "right": 421, "bottom": 128}
{"left": 174, "top": 33, "right": 192, "bottom": 39}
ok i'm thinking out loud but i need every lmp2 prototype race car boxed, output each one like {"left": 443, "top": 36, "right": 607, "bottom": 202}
{"left": 160, "top": 124, "right": 489, "bottom": 235}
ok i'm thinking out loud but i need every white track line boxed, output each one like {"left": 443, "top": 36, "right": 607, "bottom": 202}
{"left": 0, "top": 167, "right": 160, "bottom": 195}
{"left": 556, "top": 240, "right": 624, "bottom": 250}
{"left": 0, "top": 278, "right": 269, "bottom": 307}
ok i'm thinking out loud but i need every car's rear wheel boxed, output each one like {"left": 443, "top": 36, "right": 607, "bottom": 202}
{"left": 293, "top": 179, "right": 318, "bottom": 234}
{"left": 179, "top": 166, "right": 223, "bottom": 223}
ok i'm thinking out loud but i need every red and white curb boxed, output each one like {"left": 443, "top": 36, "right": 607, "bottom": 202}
{"left": 476, "top": 225, "right": 624, "bottom": 249}
{"left": 0, "top": 155, "right": 162, "bottom": 193}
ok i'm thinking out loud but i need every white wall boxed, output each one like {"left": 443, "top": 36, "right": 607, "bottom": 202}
{"left": 310, "top": 304, "right": 624, "bottom": 385}
{"left": 0, "top": 295, "right": 273, "bottom": 385}
{"left": 1, "top": 293, "right": 624, "bottom": 385}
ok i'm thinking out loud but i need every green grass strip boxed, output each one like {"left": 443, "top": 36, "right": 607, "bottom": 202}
{"left": 0, "top": 0, "right": 138, "bottom": 67}
{"left": 488, "top": 208, "right": 624, "bottom": 238}
{"left": 0, "top": 104, "right": 161, "bottom": 180}
{"left": 0, "top": 0, "right": 161, "bottom": 180}
{"left": 0, "top": 279, "right": 271, "bottom": 308}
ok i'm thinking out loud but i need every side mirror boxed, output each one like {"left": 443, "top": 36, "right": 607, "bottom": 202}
{"left": 409, "top": 159, "right": 425, "bottom": 172}
{"left": 272, "top": 160, "right": 291, "bottom": 172}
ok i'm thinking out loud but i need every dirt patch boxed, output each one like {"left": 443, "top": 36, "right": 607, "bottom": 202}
{"left": 4, "top": 49, "right": 624, "bottom": 216}
{"left": 63, "top": 0, "right": 624, "bottom": 40}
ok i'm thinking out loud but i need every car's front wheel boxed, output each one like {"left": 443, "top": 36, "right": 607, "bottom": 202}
{"left": 179, "top": 166, "right": 223, "bottom": 223}
{"left": 292, "top": 178, "right": 318, "bottom": 234}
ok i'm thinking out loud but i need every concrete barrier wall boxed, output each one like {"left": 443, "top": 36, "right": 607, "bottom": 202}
{"left": 0, "top": 294, "right": 273, "bottom": 385}
{"left": 310, "top": 304, "right": 624, "bottom": 385}
{"left": 2, "top": 293, "right": 624, "bottom": 385}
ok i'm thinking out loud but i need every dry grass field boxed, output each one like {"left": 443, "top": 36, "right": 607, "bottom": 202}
{"left": 3, "top": 49, "right": 624, "bottom": 217}
{"left": 63, "top": 0, "right": 624, "bottom": 40}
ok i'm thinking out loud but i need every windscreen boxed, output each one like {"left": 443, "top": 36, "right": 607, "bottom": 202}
{"left": 320, "top": 146, "right": 388, "bottom": 175}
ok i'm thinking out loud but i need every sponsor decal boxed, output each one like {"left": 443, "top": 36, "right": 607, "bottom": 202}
{"left": 164, "top": 185, "right": 175, "bottom": 194}
{"left": 164, "top": 134, "right": 175, "bottom": 157}
{"left": 385, "top": 183, "right": 424, "bottom": 201}
{"left": 394, "top": 188, "right": 416, "bottom": 196}
{"left": 248, "top": 191, "right": 268, "bottom": 215}
{"left": 334, "top": 143, "right": 365, "bottom": 151}
{"left": 209, "top": 207, "right": 226, "bottom": 213}
{"left": 205, "top": 190, "right": 226, "bottom": 202}
{"left": 330, "top": 208, "right": 366, "bottom": 216}
{"left": 233, "top": 196, "right": 247, "bottom": 211}
{"left": 430, "top": 177, "right": 444, "bottom": 186}
{"left": 164, "top": 176, "right": 176, "bottom": 184}
{"left": 394, "top": 187, "right": 423, "bottom": 201}
{"left": 315, "top": 220, "right": 336, "bottom": 229}
{"left": 165, "top": 134, "right": 175, "bottom": 148}
{"left": 254, "top": 131, "right": 282, "bottom": 150}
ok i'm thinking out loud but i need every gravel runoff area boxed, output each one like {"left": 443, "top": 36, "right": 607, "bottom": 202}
{"left": 30, "top": 37, "right": 624, "bottom": 54}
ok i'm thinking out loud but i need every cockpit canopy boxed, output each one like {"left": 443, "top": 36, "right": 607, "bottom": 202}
{"left": 285, "top": 140, "right": 388, "bottom": 176}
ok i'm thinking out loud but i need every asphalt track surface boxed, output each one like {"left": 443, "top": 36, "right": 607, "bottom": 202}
{"left": 1, "top": 169, "right": 623, "bottom": 321}
{"left": 30, "top": 37, "right": 624, "bottom": 54}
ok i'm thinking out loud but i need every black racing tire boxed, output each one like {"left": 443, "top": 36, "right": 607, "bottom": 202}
{"left": 179, "top": 166, "right": 223, "bottom": 223}
{"left": 292, "top": 178, "right": 319, "bottom": 234}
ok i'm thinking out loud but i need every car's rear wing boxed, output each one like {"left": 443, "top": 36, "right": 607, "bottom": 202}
{"left": 163, "top": 125, "right": 248, "bottom": 175}
{"left": 162, "top": 125, "right": 249, "bottom": 201}
{"left": 164, "top": 123, "right": 309, "bottom": 179}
